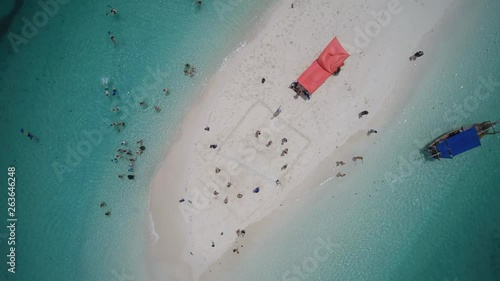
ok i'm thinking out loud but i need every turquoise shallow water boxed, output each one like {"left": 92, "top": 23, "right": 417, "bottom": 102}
{"left": 0, "top": 0, "right": 272, "bottom": 280}
{"left": 222, "top": 0, "right": 500, "bottom": 281}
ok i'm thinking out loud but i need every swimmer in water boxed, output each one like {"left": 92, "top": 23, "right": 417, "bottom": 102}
{"left": 112, "top": 107, "right": 119, "bottom": 112}
{"left": 20, "top": 128, "right": 34, "bottom": 140}
{"left": 108, "top": 31, "right": 117, "bottom": 46}
{"left": 107, "top": 5, "right": 118, "bottom": 16}
{"left": 105, "top": 83, "right": 109, "bottom": 96}
{"left": 112, "top": 87, "right": 117, "bottom": 96}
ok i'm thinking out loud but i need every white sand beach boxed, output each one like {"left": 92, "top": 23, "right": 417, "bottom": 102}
{"left": 148, "top": 0, "right": 458, "bottom": 280}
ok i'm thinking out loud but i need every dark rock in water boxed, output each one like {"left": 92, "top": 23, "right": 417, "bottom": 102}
{"left": 140, "top": 145, "right": 146, "bottom": 151}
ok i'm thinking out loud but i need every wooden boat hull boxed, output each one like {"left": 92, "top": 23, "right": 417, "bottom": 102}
{"left": 427, "top": 121, "right": 496, "bottom": 159}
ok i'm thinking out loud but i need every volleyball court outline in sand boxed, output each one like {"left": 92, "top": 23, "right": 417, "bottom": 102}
{"left": 191, "top": 101, "right": 311, "bottom": 224}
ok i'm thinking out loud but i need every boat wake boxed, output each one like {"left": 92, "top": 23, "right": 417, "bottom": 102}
{"left": 101, "top": 77, "right": 109, "bottom": 86}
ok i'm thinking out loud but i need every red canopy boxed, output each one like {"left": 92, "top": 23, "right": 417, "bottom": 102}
{"left": 297, "top": 37, "right": 349, "bottom": 94}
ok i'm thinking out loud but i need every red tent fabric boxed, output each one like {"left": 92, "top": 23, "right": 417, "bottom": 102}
{"left": 297, "top": 37, "right": 349, "bottom": 94}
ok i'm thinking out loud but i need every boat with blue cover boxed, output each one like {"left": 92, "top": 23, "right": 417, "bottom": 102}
{"left": 428, "top": 120, "right": 499, "bottom": 159}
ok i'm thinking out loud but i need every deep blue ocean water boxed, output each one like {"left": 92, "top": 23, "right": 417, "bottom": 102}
{"left": 222, "top": 0, "right": 500, "bottom": 281}
{"left": 0, "top": 0, "right": 272, "bottom": 280}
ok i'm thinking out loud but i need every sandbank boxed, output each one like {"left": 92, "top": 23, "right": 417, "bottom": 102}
{"left": 148, "top": 0, "right": 458, "bottom": 280}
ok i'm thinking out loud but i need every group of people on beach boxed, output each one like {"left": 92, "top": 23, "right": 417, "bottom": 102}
{"left": 255, "top": 129, "right": 290, "bottom": 171}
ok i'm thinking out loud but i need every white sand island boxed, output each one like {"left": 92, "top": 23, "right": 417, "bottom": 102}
{"left": 148, "top": 0, "right": 457, "bottom": 279}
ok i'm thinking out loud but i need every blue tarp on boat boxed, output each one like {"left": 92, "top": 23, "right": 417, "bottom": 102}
{"left": 436, "top": 127, "right": 481, "bottom": 158}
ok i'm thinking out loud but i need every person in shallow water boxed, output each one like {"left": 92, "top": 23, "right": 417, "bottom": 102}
{"left": 107, "top": 5, "right": 118, "bottom": 16}
{"left": 108, "top": 31, "right": 117, "bottom": 46}
{"left": 20, "top": 128, "right": 34, "bottom": 140}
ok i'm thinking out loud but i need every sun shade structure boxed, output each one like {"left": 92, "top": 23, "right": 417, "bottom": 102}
{"left": 435, "top": 127, "right": 481, "bottom": 159}
{"left": 297, "top": 37, "right": 349, "bottom": 94}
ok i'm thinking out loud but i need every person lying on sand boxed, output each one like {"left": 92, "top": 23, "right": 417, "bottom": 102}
{"left": 358, "top": 110, "right": 369, "bottom": 118}
{"left": 409, "top": 51, "right": 424, "bottom": 61}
